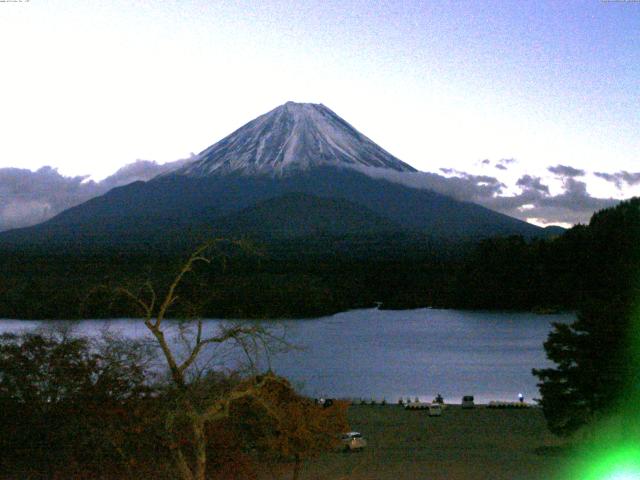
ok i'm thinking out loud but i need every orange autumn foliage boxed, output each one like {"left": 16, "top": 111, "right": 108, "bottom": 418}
{"left": 227, "top": 375, "right": 349, "bottom": 475}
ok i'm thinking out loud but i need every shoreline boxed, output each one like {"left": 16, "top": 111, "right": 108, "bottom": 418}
{"left": 0, "top": 305, "right": 576, "bottom": 322}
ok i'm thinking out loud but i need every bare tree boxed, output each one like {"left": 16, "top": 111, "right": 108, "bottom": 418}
{"left": 118, "top": 241, "right": 291, "bottom": 480}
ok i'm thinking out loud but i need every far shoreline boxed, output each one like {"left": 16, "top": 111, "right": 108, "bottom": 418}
{"left": 0, "top": 304, "right": 576, "bottom": 322}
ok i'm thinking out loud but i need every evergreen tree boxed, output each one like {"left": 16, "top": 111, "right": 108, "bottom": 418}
{"left": 533, "top": 198, "right": 640, "bottom": 436}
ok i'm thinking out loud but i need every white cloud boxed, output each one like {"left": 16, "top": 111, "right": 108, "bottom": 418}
{"left": 0, "top": 158, "right": 190, "bottom": 232}
{"left": 0, "top": 159, "right": 630, "bottom": 232}
{"left": 354, "top": 165, "right": 621, "bottom": 227}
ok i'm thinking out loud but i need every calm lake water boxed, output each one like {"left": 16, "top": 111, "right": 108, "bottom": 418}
{"left": 0, "top": 308, "right": 573, "bottom": 404}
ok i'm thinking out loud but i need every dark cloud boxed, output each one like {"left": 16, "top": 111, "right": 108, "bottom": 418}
{"left": 494, "top": 158, "right": 516, "bottom": 171}
{"left": 516, "top": 175, "right": 550, "bottom": 194}
{"left": 548, "top": 164, "right": 585, "bottom": 177}
{"left": 481, "top": 177, "right": 617, "bottom": 225}
{"left": 478, "top": 158, "right": 516, "bottom": 171}
{"left": 0, "top": 158, "right": 191, "bottom": 232}
{"left": 537, "top": 178, "right": 616, "bottom": 211}
{"left": 0, "top": 167, "right": 91, "bottom": 231}
{"left": 438, "top": 169, "right": 506, "bottom": 198}
{"left": 594, "top": 172, "right": 620, "bottom": 187}
{"left": 359, "top": 166, "right": 505, "bottom": 203}
{"left": 356, "top": 166, "right": 620, "bottom": 227}
{"left": 594, "top": 170, "right": 640, "bottom": 189}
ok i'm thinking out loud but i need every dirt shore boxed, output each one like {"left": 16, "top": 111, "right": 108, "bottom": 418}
{"left": 292, "top": 404, "right": 567, "bottom": 480}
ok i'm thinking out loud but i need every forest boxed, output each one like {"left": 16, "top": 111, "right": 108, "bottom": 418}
{"left": 0, "top": 200, "right": 628, "bottom": 320}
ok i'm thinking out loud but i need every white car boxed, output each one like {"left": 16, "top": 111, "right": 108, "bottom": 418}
{"left": 427, "top": 403, "right": 443, "bottom": 416}
{"left": 341, "top": 432, "right": 367, "bottom": 451}
{"left": 404, "top": 401, "right": 430, "bottom": 410}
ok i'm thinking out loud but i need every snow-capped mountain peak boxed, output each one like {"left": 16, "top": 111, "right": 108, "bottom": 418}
{"left": 174, "top": 102, "right": 417, "bottom": 177}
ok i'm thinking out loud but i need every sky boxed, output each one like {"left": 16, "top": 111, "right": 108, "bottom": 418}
{"left": 0, "top": 0, "right": 639, "bottom": 230}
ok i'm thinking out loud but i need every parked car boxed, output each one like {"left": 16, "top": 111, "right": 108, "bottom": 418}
{"left": 341, "top": 432, "right": 367, "bottom": 451}
{"left": 427, "top": 403, "right": 443, "bottom": 416}
{"left": 404, "top": 401, "right": 430, "bottom": 410}
{"left": 461, "top": 395, "right": 475, "bottom": 409}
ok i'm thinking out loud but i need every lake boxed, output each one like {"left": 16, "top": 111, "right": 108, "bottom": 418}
{"left": 0, "top": 308, "right": 573, "bottom": 404}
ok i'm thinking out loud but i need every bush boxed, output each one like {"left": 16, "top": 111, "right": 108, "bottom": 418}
{"left": 0, "top": 330, "right": 165, "bottom": 477}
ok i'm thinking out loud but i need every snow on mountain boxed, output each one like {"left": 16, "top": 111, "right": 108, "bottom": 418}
{"left": 175, "top": 102, "right": 417, "bottom": 177}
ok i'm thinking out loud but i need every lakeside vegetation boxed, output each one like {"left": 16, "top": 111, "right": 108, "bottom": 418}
{"left": 0, "top": 223, "right": 595, "bottom": 320}
{"left": 0, "top": 329, "right": 349, "bottom": 479}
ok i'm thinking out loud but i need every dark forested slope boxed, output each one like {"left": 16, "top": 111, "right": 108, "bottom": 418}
{"left": 1, "top": 198, "right": 637, "bottom": 319}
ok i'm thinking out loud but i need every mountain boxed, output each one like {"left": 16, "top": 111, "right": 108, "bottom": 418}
{"left": 543, "top": 225, "right": 567, "bottom": 237}
{"left": 176, "top": 102, "right": 416, "bottom": 176}
{"left": 216, "top": 192, "right": 400, "bottom": 237}
{"left": 0, "top": 102, "right": 545, "bottom": 252}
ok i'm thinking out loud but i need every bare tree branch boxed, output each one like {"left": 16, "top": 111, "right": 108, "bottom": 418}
{"left": 156, "top": 242, "right": 212, "bottom": 329}
{"left": 178, "top": 324, "right": 265, "bottom": 375}
{"left": 144, "top": 281, "right": 156, "bottom": 316}
{"left": 202, "top": 373, "right": 290, "bottom": 423}
{"left": 116, "top": 286, "right": 153, "bottom": 319}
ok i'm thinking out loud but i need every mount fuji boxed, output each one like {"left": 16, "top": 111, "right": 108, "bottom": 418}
{"left": 177, "top": 101, "right": 416, "bottom": 176}
{"left": 0, "top": 102, "right": 545, "bottom": 251}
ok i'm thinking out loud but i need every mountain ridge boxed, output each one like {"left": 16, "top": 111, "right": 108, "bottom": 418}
{"left": 0, "top": 166, "right": 545, "bottom": 251}
{"left": 174, "top": 102, "right": 417, "bottom": 177}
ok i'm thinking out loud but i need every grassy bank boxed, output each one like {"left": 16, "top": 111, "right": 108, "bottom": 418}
{"left": 286, "top": 404, "right": 567, "bottom": 480}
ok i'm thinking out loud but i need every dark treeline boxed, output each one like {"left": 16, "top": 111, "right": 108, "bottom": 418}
{"left": 0, "top": 234, "right": 452, "bottom": 319}
{"left": 533, "top": 197, "right": 640, "bottom": 436}
{"left": 1, "top": 199, "right": 636, "bottom": 319}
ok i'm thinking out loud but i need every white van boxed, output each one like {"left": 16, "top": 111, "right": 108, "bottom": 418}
{"left": 427, "top": 403, "right": 442, "bottom": 416}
